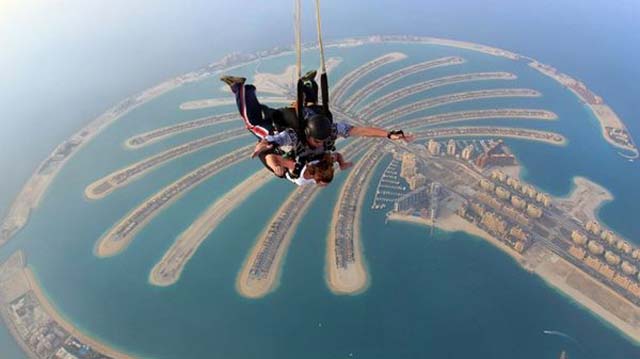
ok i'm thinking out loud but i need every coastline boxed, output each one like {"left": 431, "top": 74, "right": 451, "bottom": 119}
{"left": 0, "top": 252, "right": 138, "bottom": 359}
{"left": 23, "top": 269, "right": 138, "bottom": 358}
{"left": 530, "top": 246, "right": 640, "bottom": 345}
{"left": 556, "top": 176, "right": 614, "bottom": 224}
{"left": 388, "top": 205, "right": 640, "bottom": 344}
{"left": 388, "top": 212, "right": 525, "bottom": 265}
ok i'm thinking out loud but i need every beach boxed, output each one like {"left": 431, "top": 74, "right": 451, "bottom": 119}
{"left": 556, "top": 176, "right": 613, "bottom": 224}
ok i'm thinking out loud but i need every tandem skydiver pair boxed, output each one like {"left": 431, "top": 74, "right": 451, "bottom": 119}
{"left": 220, "top": 72, "right": 414, "bottom": 187}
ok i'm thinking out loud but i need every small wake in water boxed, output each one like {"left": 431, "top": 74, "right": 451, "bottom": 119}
{"left": 543, "top": 330, "right": 578, "bottom": 343}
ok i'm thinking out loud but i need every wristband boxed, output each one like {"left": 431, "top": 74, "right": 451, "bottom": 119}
{"left": 387, "top": 130, "right": 405, "bottom": 139}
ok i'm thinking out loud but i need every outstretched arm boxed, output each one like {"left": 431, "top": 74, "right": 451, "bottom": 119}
{"left": 347, "top": 126, "right": 415, "bottom": 142}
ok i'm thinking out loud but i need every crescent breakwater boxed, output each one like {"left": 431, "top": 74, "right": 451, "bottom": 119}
{"left": 236, "top": 139, "right": 369, "bottom": 298}
{"left": 400, "top": 109, "right": 557, "bottom": 130}
{"left": 327, "top": 141, "right": 385, "bottom": 295}
{"left": 340, "top": 56, "right": 465, "bottom": 112}
{"left": 0, "top": 71, "right": 204, "bottom": 248}
{"left": 86, "top": 128, "right": 249, "bottom": 200}
{"left": 149, "top": 170, "right": 275, "bottom": 287}
{"left": 94, "top": 145, "right": 253, "bottom": 258}
{"left": 126, "top": 113, "right": 239, "bottom": 149}
{"left": 358, "top": 72, "right": 518, "bottom": 120}
{"left": 527, "top": 60, "right": 638, "bottom": 159}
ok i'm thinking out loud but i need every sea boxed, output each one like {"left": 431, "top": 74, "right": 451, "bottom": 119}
{"left": 2, "top": 3, "right": 640, "bottom": 359}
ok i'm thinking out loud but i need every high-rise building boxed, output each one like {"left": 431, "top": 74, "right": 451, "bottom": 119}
{"left": 461, "top": 144, "right": 474, "bottom": 160}
{"left": 446, "top": 139, "right": 457, "bottom": 156}
{"left": 394, "top": 187, "right": 429, "bottom": 212}
{"left": 400, "top": 153, "right": 417, "bottom": 179}
{"left": 427, "top": 139, "right": 441, "bottom": 156}
{"left": 408, "top": 174, "right": 427, "bottom": 190}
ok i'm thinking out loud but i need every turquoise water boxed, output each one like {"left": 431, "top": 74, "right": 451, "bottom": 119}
{"left": 2, "top": 42, "right": 640, "bottom": 358}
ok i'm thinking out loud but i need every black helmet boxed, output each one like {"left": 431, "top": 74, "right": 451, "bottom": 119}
{"left": 305, "top": 114, "right": 332, "bottom": 140}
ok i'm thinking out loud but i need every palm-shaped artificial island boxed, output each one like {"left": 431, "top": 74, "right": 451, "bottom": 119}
{"left": 1, "top": 36, "right": 640, "bottom": 358}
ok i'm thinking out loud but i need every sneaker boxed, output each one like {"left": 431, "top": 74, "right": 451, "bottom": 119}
{"left": 300, "top": 70, "right": 317, "bottom": 82}
{"left": 220, "top": 75, "right": 246, "bottom": 87}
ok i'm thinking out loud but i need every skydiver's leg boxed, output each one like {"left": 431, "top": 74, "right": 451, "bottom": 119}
{"left": 221, "top": 76, "right": 274, "bottom": 139}
{"left": 301, "top": 77, "right": 319, "bottom": 105}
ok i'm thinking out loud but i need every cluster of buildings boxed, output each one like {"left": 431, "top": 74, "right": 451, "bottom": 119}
{"left": 0, "top": 253, "right": 114, "bottom": 359}
{"left": 569, "top": 221, "right": 640, "bottom": 300}
{"left": 529, "top": 62, "right": 602, "bottom": 105}
{"left": 458, "top": 201, "right": 529, "bottom": 253}
{"left": 455, "top": 169, "right": 553, "bottom": 254}
{"left": 427, "top": 138, "right": 517, "bottom": 169}
{"left": 334, "top": 148, "right": 385, "bottom": 269}
{"left": 399, "top": 153, "right": 428, "bottom": 190}
{"left": 487, "top": 170, "right": 551, "bottom": 209}
{"left": 6, "top": 293, "right": 112, "bottom": 359}
{"left": 248, "top": 188, "right": 316, "bottom": 281}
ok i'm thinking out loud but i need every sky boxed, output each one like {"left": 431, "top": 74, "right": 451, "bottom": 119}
{"left": 0, "top": 0, "right": 638, "bottom": 216}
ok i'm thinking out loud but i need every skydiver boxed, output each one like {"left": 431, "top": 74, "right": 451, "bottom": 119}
{"left": 220, "top": 73, "right": 413, "bottom": 173}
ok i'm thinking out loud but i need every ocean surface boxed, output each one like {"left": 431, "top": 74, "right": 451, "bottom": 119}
{"left": 0, "top": 40, "right": 639, "bottom": 359}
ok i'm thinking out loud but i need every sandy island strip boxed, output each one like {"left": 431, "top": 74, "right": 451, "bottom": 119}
{"left": 236, "top": 186, "right": 320, "bottom": 298}
{"left": 589, "top": 104, "right": 639, "bottom": 156}
{"left": 532, "top": 248, "right": 640, "bottom": 344}
{"left": 326, "top": 143, "right": 383, "bottom": 295}
{"left": 23, "top": 268, "right": 138, "bottom": 358}
{"left": 331, "top": 52, "right": 407, "bottom": 105}
{"left": 389, "top": 212, "right": 640, "bottom": 344}
{"left": 555, "top": 176, "right": 613, "bottom": 224}
{"left": 85, "top": 129, "right": 250, "bottom": 200}
{"left": 149, "top": 170, "right": 274, "bottom": 287}
{"left": 414, "top": 126, "right": 566, "bottom": 146}
{"left": 373, "top": 88, "right": 540, "bottom": 125}
{"left": 359, "top": 72, "right": 517, "bottom": 119}
{"left": 403, "top": 109, "right": 558, "bottom": 130}
{"left": 125, "top": 113, "right": 239, "bottom": 149}
{"left": 236, "top": 139, "right": 368, "bottom": 298}
{"left": 94, "top": 145, "right": 253, "bottom": 258}
{"left": 340, "top": 56, "right": 466, "bottom": 111}
{"left": 179, "top": 97, "right": 292, "bottom": 111}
